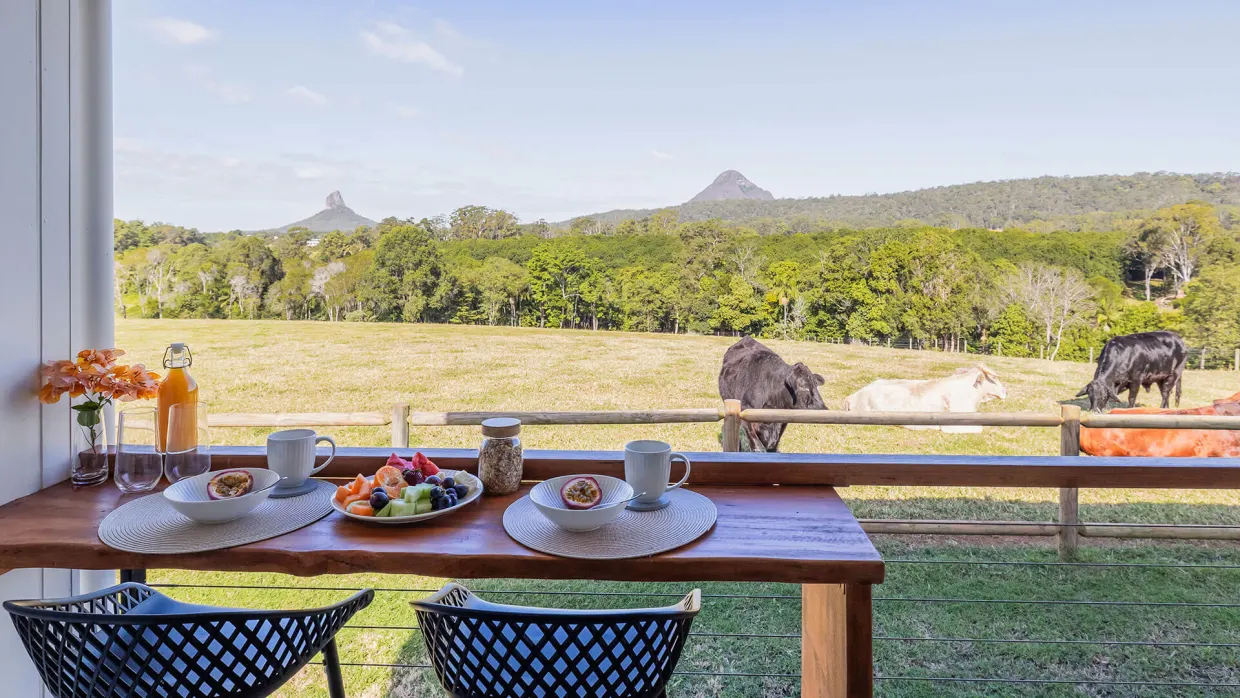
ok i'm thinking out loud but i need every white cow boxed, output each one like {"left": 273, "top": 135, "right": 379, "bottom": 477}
{"left": 843, "top": 365, "right": 1007, "bottom": 433}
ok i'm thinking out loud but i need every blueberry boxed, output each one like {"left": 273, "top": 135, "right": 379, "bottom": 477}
{"left": 453, "top": 484, "right": 468, "bottom": 498}
{"left": 425, "top": 476, "right": 442, "bottom": 487}
{"left": 429, "top": 486, "right": 445, "bottom": 500}
{"left": 431, "top": 497, "right": 445, "bottom": 511}
{"left": 441, "top": 477, "right": 455, "bottom": 490}
{"left": 369, "top": 489, "right": 390, "bottom": 511}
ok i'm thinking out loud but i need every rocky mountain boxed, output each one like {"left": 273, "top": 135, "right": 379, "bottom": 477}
{"left": 271, "top": 191, "right": 376, "bottom": 233}
{"left": 688, "top": 170, "right": 775, "bottom": 203}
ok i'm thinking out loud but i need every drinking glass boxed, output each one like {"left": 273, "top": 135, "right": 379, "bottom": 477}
{"left": 114, "top": 407, "right": 162, "bottom": 493}
{"left": 164, "top": 403, "right": 211, "bottom": 483}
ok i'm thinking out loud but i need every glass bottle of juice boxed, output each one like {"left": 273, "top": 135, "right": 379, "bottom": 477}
{"left": 158, "top": 343, "right": 199, "bottom": 452}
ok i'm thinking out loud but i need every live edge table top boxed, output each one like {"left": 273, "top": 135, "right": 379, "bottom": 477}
{"left": 0, "top": 481, "right": 884, "bottom": 585}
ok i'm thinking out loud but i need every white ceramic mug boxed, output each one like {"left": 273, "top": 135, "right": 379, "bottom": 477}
{"left": 624, "top": 440, "right": 691, "bottom": 507}
{"left": 267, "top": 429, "right": 336, "bottom": 488}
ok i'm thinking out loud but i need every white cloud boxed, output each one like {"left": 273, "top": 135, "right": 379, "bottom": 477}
{"left": 433, "top": 19, "right": 462, "bottom": 41}
{"left": 394, "top": 105, "right": 422, "bottom": 118}
{"left": 361, "top": 22, "right": 463, "bottom": 77}
{"left": 286, "top": 85, "right": 328, "bottom": 107}
{"left": 203, "top": 80, "right": 250, "bottom": 104}
{"left": 147, "top": 18, "right": 216, "bottom": 46}
{"left": 183, "top": 64, "right": 250, "bottom": 104}
{"left": 295, "top": 167, "right": 326, "bottom": 180}
{"left": 650, "top": 148, "right": 676, "bottom": 161}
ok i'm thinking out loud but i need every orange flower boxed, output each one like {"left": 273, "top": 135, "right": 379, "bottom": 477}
{"left": 76, "top": 348, "right": 124, "bottom": 372}
{"left": 38, "top": 360, "right": 81, "bottom": 404}
{"left": 108, "top": 364, "right": 161, "bottom": 402}
{"left": 37, "top": 349, "right": 159, "bottom": 404}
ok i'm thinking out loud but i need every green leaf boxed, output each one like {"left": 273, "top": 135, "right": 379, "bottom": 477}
{"left": 71, "top": 401, "right": 102, "bottom": 412}
{"left": 75, "top": 408, "right": 102, "bottom": 428}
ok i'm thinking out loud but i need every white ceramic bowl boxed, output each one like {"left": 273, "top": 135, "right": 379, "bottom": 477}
{"left": 529, "top": 475, "right": 633, "bottom": 532}
{"left": 163, "top": 468, "right": 281, "bottom": 524}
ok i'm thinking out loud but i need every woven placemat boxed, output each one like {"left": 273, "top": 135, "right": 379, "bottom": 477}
{"left": 99, "top": 480, "right": 335, "bottom": 554}
{"left": 503, "top": 488, "right": 717, "bottom": 560}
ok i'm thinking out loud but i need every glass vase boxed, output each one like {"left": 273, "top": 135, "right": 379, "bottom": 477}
{"left": 72, "top": 404, "right": 109, "bottom": 487}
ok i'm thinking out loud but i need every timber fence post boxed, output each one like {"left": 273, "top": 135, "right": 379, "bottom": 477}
{"left": 1200, "top": 348, "right": 1207, "bottom": 371}
{"left": 1089, "top": 347, "right": 1094, "bottom": 364}
{"left": 1059, "top": 404, "right": 1081, "bottom": 560}
{"left": 391, "top": 403, "right": 410, "bottom": 448}
{"left": 1235, "top": 348, "right": 1239, "bottom": 371}
{"left": 722, "top": 399, "right": 742, "bottom": 452}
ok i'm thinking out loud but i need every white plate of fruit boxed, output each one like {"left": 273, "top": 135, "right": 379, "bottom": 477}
{"left": 331, "top": 452, "right": 483, "bottom": 525}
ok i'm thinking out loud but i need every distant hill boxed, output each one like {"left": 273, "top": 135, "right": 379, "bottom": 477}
{"left": 688, "top": 170, "right": 774, "bottom": 203}
{"left": 269, "top": 191, "right": 375, "bottom": 233}
{"left": 567, "top": 172, "right": 1240, "bottom": 230}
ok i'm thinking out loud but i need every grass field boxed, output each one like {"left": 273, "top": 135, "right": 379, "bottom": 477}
{"left": 115, "top": 319, "right": 1240, "bottom": 697}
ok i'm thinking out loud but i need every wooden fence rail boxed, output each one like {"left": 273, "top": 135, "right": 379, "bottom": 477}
{"left": 204, "top": 402, "right": 1240, "bottom": 559}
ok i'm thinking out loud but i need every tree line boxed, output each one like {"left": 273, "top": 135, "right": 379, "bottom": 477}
{"left": 113, "top": 200, "right": 1240, "bottom": 362}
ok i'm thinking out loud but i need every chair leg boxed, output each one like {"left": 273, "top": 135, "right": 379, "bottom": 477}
{"left": 322, "top": 638, "right": 347, "bottom": 698}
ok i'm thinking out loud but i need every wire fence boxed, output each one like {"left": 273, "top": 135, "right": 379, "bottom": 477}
{"left": 151, "top": 551, "right": 1240, "bottom": 695}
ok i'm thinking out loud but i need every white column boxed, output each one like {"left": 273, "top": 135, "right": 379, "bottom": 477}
{"left": 71, "top": 0, "right": 117, "bottom": 595}
{"left": 1, "top": 0, "right": 114, "bottom": 692}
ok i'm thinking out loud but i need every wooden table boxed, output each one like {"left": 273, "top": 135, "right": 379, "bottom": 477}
{"left": 0, "top": 468, "right": 884, "bottom": 697}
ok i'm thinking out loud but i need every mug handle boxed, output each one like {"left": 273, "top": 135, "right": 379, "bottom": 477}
{"left": 310, "top": 435, "right": 336, "bottom": 476}
{"left": 666, "top": 453, "right": 691, "bottom": 492}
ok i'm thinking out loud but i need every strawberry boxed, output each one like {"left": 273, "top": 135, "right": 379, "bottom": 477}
{"left": 413, "top": 451, "right": 440, "bottom": 476}
{"left": 385, "top": 452, "right": 412, "bottom": 469}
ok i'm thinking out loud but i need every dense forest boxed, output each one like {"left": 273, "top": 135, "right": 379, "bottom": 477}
{"left": 114, "top": 198, "right": 1240, "bottom": 363}
{"left": 574, "top": 172, "right": 1240, "bottom": 233}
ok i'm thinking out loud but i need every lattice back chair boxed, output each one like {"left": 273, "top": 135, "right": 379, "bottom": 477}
{"left": 413, "top": 583, "right": 701, "bottom": 698}
{"left": 4, "top": 582, "right": 373, "bottom": 698}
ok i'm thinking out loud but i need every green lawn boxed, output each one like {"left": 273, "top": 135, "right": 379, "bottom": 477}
{"left": 115, "top": 319, "right": 1240, "bottom": 696}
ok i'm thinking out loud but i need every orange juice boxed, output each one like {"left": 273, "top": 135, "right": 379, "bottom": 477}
{"left": 157, "top": 343, "right": 198, "bottom": 452}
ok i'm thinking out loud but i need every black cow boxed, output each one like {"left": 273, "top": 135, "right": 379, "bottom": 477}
{"left": 1077, "top": 330, "right": 1187, "bottom": 412}
{"left": 718, "top": 337, "right": 826, "bottom": 452}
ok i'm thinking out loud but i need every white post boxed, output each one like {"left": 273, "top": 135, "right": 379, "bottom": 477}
{"left": 70, "top": 0, "right": 117, "bottom": 595}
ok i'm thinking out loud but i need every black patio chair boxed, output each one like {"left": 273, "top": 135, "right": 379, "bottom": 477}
{"left": 4, "top": 582, "right": 373, "bottom": 698}
{"left": 412, "top": 583, "right": 701, "bottom": 698}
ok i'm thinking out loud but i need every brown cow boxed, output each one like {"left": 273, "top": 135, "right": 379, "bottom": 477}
{"left": 1079, "top": 391, "right": 1240, "bottom": 457}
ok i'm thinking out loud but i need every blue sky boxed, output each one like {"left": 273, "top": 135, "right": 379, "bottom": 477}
{"left": 113, "top": 0, "right": 1240, "bottom": 231}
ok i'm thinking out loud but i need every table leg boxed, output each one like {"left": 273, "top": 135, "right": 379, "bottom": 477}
{"left": 119, "top": 569, "right": 147, "bottom": 584}
{"left": 802, "top": 583, "right": 873, "bottom": 698}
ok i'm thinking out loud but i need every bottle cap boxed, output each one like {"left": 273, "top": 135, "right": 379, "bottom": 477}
{"left": 171, "top": 342, "right": 186, "bottom": 351}
{"left": 481, "top": 417, "right": 521, "bottom": 438}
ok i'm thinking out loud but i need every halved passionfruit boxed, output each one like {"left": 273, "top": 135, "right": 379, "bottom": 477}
{"left": 207, "top": 470, "right": 254, "bottom": 499}
{"left": 560, "top": 476, "right": 602, "bottom": 510}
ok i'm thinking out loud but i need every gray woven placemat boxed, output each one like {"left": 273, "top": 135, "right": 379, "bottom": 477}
{"left": 98, "top": 480, "right": 335, "bottom": 554}
{"left": 503, "top": 488, "right": 717, "bottom": 559}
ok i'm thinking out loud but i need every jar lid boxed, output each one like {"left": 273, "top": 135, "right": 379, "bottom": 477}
{"left": 481, "top": 417, "right": 521, "bottom": 438}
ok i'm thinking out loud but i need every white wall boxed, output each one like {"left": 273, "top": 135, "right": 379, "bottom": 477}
{"left": 1, "top": 0, "right": 114, "bottom": 694}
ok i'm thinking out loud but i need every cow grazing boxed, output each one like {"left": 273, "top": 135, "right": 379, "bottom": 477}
{"left": 718, "top": 337, "right": 826, "bottom": 452}
{"left": 1080, "top": 391, "right": 1240, "bottom": 457}
{"left": 1077, "top": 331, "right": 1187, "bottom": 412}
{"left": 843, "top": 365, "right": 1007, "bottom": 433}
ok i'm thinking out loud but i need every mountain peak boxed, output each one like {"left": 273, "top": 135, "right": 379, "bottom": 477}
{"left": 688, "top": 170, "right": 774, "bottom": 203}
{"left": 269, "top": 191, "right": 376, "bottom": 233}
